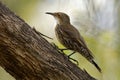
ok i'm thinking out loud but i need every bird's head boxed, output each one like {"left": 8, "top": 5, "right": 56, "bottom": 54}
{"left": 46, "top": 12, "right": 70, "bottom": 25}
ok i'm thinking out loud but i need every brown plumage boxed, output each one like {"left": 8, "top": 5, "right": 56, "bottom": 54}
{"left": 46, "top": 12, "right": 101, "bottom": 72}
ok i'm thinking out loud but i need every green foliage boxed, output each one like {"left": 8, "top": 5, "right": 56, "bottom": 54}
{"left": 1, "top": 0, "right": 41, "bottom": 21}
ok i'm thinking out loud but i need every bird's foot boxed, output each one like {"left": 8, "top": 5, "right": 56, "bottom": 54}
{"left": 59, "top": 48, "right": 69, "bottom": 52}
{"left": 68, "top": 57, "right": 79, "bottom": 65}
{"left": 51, "top": 43, "right": 68, "bottom": 54}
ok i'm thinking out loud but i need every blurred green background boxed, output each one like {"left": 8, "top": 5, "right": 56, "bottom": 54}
{"left": 0, "top": 0, "right": 120, "bottom": 80}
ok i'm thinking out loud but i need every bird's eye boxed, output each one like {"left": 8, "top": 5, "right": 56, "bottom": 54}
{"left": 57, "top": 14, "right": 60, "bottom": 17}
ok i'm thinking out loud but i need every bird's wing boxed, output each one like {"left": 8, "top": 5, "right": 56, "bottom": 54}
{"left": 62, "top": 25, "right": 93, "bottom": 56}
{"left": 60, "top": 25, "right": 87, "bottom": 48}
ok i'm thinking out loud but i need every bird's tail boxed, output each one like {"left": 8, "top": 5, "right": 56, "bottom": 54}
{"left": 91, "top": 60, "right": 102, "bottom": 73}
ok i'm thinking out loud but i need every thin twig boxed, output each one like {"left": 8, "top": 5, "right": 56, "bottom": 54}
{"left": 33, "top": 27, "right": 53, "bottom": 40}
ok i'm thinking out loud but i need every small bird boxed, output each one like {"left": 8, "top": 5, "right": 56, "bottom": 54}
{"left": 46, "top": 12, "right": 101, "bottom": 72}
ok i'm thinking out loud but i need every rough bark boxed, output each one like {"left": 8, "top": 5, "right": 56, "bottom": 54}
{"left": 0, "top": 2, "right": 96, "bottom": 80}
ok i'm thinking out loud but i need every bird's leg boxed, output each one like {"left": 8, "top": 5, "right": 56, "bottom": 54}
{"left": 68, "top": 51, "right": 76, "bottom": 57}
{"left": 68, "top": 51, "right": 79, "bottom": 65}
{"left": 51, "top": 43, "right": 69, "bottom": 52}
{"left": 52, "top": 43, "right": 79, "bottom": 65}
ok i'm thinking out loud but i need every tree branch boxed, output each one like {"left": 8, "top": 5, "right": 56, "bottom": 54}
{"left": 0, "top": 2, "right": 96, "bottom": 80}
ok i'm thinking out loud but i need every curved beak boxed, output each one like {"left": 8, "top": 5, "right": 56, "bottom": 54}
{"left": 45, "top": 12, "right": 54, "bottom": 15}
